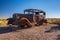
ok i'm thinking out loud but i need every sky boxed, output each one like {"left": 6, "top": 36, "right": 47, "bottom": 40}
{"left": 0, "top": 0, "right": 60, "bottom": 18}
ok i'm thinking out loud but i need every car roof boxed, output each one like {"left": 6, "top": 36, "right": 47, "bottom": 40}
{"left": 24, "top": 9, "right": 45, "bottom": 13}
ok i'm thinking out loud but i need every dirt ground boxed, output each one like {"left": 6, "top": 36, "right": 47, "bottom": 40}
{"left": 0, "top": 24, "right": 60, "bottom": 40}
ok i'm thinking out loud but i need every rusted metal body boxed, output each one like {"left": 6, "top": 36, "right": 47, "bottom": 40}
{"left": 7, "top": 9, "right": 47, "bottom": 27}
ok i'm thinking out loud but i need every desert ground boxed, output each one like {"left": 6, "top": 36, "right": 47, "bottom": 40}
{"left": 0, "top": 24, "right": 60, "bottom": 40}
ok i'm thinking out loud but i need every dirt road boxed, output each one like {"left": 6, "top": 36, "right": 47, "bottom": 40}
{"left": 0, "top": 24, "right": 60, "bottom": 40}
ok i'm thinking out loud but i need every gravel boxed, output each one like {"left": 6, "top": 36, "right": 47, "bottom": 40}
{"left": 0, "top": 24, "right": 60, "bottom": 40}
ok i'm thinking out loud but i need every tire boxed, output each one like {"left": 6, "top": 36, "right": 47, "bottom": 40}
{"left": 25, "top": 22, "right": 32, "bottom": 28}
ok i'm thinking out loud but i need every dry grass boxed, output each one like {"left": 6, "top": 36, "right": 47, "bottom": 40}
{"left": 47, "top": 18, "right": 60, "bottom": 24}
{"left": 0, "top": 18, "right": 60, "bottom": 26}
{"left": 0, "top": 19, "right": 8, "bottom": 26}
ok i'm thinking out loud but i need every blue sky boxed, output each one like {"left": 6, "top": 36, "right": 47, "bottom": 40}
{"left": 0, "top": 0, "right": 60, "bottom": 18}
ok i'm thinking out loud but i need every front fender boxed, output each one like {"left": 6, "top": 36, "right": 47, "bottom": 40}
{"left": 18, "top": 18, "right": 32, "bottom": 26}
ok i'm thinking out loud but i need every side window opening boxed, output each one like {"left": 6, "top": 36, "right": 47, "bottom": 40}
{"left": 39, "top": 13, "right": 43, "bottom": 16}
{"left": 25, "top": 12, "right": 28, "bottom": 14}
{"left": 25, "top": 12, "right": 32, "bottom": 14}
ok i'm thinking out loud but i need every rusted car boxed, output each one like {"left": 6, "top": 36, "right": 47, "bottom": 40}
{"left": 7, "top": 9, "right": 47, "bottom": 27}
